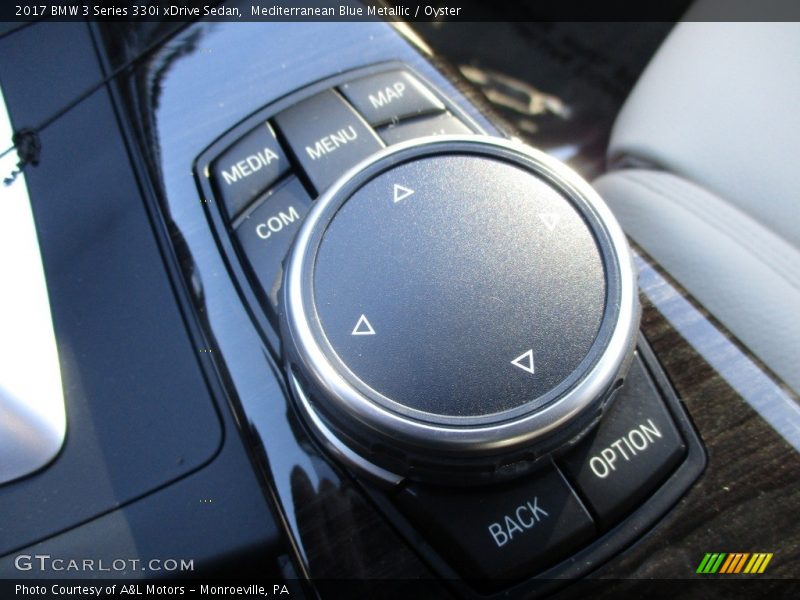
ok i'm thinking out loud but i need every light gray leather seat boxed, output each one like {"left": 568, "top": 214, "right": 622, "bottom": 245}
{"left": 593, "top": 16, "right": 800, "bottom": 393}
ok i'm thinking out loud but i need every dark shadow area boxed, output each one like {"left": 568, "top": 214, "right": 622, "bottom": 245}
{"left": 408, "top": 18, "right": 687, "bottom": 178}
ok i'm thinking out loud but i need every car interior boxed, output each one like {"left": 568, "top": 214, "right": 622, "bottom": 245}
{"left": 1, "top": 1, "right": 799, "bottom": 598}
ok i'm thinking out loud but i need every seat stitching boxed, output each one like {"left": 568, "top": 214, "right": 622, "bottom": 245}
{"left": 611, "top": 170, "right": 800, "bottom": 292}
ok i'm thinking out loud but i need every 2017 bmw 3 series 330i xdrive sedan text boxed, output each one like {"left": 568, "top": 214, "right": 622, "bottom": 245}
{"left": 1, "top": 1, "right": 799, "bottom": 598}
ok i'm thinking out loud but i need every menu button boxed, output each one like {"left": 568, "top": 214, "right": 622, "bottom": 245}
{"left": 274, "top": 90, "right": 383, "bottom": 194}
{"left": 306, "top": 126, "right": 358, "bottom": 160}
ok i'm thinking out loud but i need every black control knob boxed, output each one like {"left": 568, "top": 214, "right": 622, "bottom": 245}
{"left": 280, "top": 136, "right": 638, "bottom": 484}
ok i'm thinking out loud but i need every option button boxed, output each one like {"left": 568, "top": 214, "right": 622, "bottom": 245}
{"left": 558, "top": 357, "right": 686, "bottom": 527}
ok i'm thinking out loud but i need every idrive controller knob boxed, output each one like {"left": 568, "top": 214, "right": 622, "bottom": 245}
{"left": 280, "top": 136, "right": 638, "bottom": 484}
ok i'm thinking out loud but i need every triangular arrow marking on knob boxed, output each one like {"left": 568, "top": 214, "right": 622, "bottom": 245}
{"left": 538, "top": 212, "right": 560, "bottom": 231}
{"left": 352, "top": 314, "right": 376, "bottom": 336}
{"left": 511, "top": 349, "right": 535, "bottom": 374}
{"left": 393, "top": 184, "right": 414, "bottom": 203}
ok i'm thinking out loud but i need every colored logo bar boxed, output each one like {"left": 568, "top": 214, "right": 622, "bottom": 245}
{"left": 696, "top": 553, "right": 773, "bottom": 574}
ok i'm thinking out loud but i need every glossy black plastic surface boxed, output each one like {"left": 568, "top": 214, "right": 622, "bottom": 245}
{"left": 7, "top": 9, "right": 800, "bottom": 599}
{"left": 1, "top": 12, "right": 792, "bottom": 596}
{"left": 0, "top": 85, "right": 222, "bottom": 555}
{"left": 0, "top": 21, "right": 102, "bottom": 130}
{"left": 110, "top": 16, "right": 496, "bottom": 587}
{"left": 98, "top": 15, "right": 704, "bottom": 591}
{"left": 365, "top": 341, "right": 705, "bottom": 597}
{"left": 0, "top": 20, "right": 288, "bottom": 574}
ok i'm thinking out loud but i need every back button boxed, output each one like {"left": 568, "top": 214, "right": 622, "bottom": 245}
{"left": 394, "top": 463, "right": 595, "bottom": 583}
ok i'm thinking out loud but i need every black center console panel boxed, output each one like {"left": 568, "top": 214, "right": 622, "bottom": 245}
{"left": 188, "top": 32, "right": 704, "bottom": 594}
{"left": 0, "top": 11, "right": 707, "bottom": 596}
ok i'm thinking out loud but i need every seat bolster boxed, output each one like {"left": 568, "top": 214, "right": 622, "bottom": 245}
{"left": 608, "top": 21, "right": 800, "bottom": 249}
{"left": 595, "top": 169, "right": 800, "bottom": 393}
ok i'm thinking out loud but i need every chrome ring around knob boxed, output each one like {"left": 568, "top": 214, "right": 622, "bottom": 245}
{"left": 281, "top": 135, "right": 639, "bottom": 484}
